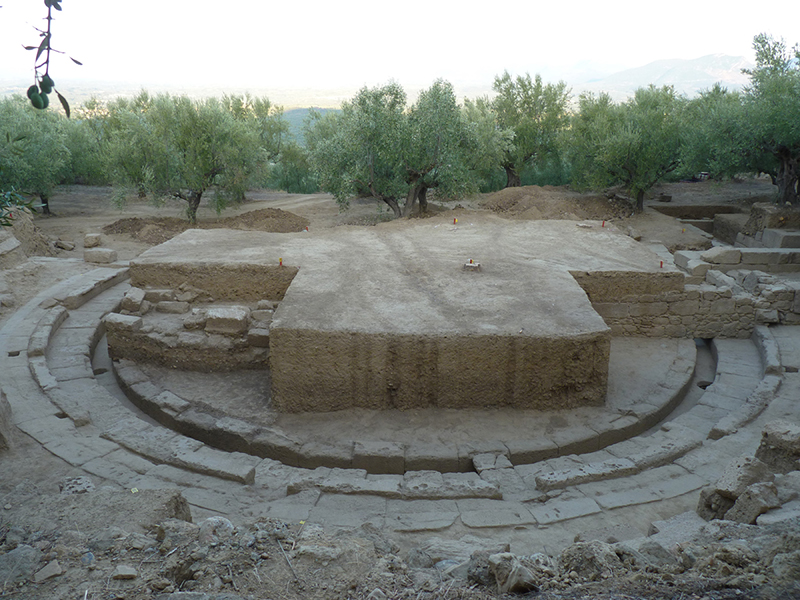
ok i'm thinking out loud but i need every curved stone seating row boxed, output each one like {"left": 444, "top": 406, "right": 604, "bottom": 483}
{"left": 524, "top": 332, "right": 783, "bottom": 494}
{"left": 4, "top": 269, "right": 269, "bottom": 486}
{"left": 110, "top": 341, "right": 697, "bottom": 476}
{"left": 12, "top": 269, "right": 782, "bottom": 508}
{"left": 27, "top": 270, "right": 127, "bottom": 427}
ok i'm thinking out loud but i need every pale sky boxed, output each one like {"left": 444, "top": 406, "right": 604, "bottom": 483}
{"left": 1, "top": 0, "right": 799, "bottom": 104}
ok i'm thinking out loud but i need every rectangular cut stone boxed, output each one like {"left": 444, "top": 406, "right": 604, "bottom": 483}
{"left": 405, "top": 444, "right": 460, "bottom": 473}
{"left": 84, "top": 247, "right": 118, "bottom": 264}
{"left": 353, "top": 441, "right": 405, "bottom": 474}
{"left": 205, "top": 306, "right": 250, "bottom": 335}
{"left": 120, "top": 287, "right": 146, "bottom": 312}
{"left": 527, "top": 491, "right": 602, "bottom": 524}
{"left": 506, "top": 438, "right": 558, "bottom": 464}
{"left": 762, "top": 229, "right": 800, "bottom": 248}
{"left": 103, "top": 312, "right": 143, "bottom": 332}
{"left": 457, "top": 499, "right": 536, "bottom": 528}
{"left": 701, "top": 246, "right": 741, "bottom": 264}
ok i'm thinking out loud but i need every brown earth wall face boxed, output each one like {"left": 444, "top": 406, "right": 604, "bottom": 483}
{"left": 270, "top": 328, "right": 610, "bottom": 413}
{"left": 570, "top": 271, "right": 685, "bottom": 304}
{"left": 129, "top": 262, "right": 297, "bottom": 302}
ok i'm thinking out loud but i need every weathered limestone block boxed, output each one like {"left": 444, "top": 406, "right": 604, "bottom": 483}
{"left": 120, "top": 287, "right": 146, "bottom": 313}
{"left": 103, "top": 312, "right": 143, "bottom": 333}
{"left": 144, "top": 289, "right": 176, "bottom": 302}
{"left": 84, "top": 247, "right": 117, "bottom": 264}
{"left": 715, "top": 456, "right": 774, "bottom": 500}
{"left": 726, "top": 482, "right": 781, "bottom": 524}
{"left": 247, "top": 327, "right": 270, "bottom": 347}
{"left": 697, "top": 486, "right": 736, "bottom": 521}
{"left": 83, "top": 233, "right": 101, "bottom": 248}
{"left": 205, "top": 306, "right": 250, "bottom": 335}
{"left": 701, "top": 246, "right": 742, "bottom": 265}
{"left": 156, "top": 301, "right": 190, "bottom": 314}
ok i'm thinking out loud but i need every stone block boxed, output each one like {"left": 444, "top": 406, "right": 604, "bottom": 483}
{"left": 527, "top": 491, "right": 601, "bottom": 524}
{"left": 143, "top": 289, "right": 175, "bottom": 302}
{"left": 83, "top": 233, "right": 102, "bottom": 248}
{"left": 103, "top": 312, "right": 142, "bottom": 332}
{"left": 715, "top": 456, "right": 774, "bottom": 500}
{"left": 472, "top": 452, "right": 513, "bottom": 473}
{"left": 250, "top": 309, "right": 273, "bottom": 322}
{"left": 701, "top": 246, "right": 742, "bottom": 264}
{"left": 741, "top": 249, "right": 784, "bottom": 265}
{"left": 725, "top": 482, "right": 781, "bottom": 524}
{"left": 84, "top": 247, "right": 118, "bottom": 264}
{"left": 686, "top": 259, "right": 711, "bottom": 277}
{"left": 156, "top": 301, "right": 190, "bottom": 314}
{"left": 673, "top": 250, "right": 705, "bottom": 270}
{"left": 755, "top": 309, "right": 780, "bottom": 324}
{"left": 297, "top": 441, "right": 353, "bottom": 469}
{"left": 457, "top": 499, "right": 535, "bottom": 528}
{"left": 353, "top": 440, "right": 405, "bottom": 474}
{"left": 405, "top": 444, "right": 460, "bottom": 473}
{"left": 247, "top": 327, "right": 270, "bottom": 347}
{"left": 670, "top": 299, "right": 699, "bottom": 316}
{"left": 205, "top": 306, "right": 250, "bottom": 335}
{"left": 535, "top": 458, "right": 637, "bottom": 491}
{"left": 120, "top": 287, "right": 146, "bottom": 313}
{"left": 506, "top": 438, "right": 558, "bottom": 464}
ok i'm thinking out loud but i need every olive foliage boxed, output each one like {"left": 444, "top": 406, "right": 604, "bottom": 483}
{"left": 308, "top": 80, "right": 491, "bottom": 218}
{"left": 568, "top": 86, "right": 685, "bottom": 211}
{"left": 104, "top": 93, "right": 267, "bottom": 223}
{"left": 492, "top": 72, "right": 571, "bottom": 188}
{"left": 0, "top": 96, "right": 70, "bottom": 215}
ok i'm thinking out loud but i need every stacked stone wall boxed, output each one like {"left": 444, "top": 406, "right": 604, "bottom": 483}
{"left": 588, "top": 270, "right": 800, "bottom": 339}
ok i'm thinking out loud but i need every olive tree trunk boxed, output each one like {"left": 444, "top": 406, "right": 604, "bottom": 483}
{"left": 774, "top": 149, "right": 800, "bottom": 205}
{"left": 504, "top": 164, "right": 521, "bottom": 188}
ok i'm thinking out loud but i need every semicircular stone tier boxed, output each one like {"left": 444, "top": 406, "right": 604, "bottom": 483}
{"left": 128, "top": 220, "right": 684, "bottom": 413}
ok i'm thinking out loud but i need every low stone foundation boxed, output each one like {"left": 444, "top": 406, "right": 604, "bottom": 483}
{"left": 104, "top": 290, "right": 276, "bottom": 371}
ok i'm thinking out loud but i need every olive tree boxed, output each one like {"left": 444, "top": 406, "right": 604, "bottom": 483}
{"left": 400, "top": 80, "right": 480, "bottom": 216}
{"left": 309, "top": 82, "right": 408, "bottom": 217}
{"left": 309, "top": 80, "right": 482, "bottom": 218}
{"left": 492, "top": 72, "right": 570, "bottom": 188}
{"left": 0, "top": 96, "right": 70, "bottom": 214}
{"left": 568, "top": 86, "right": 686, "bottom": 212}
{"left": 106, "top": 93, "right": 264, "bottom": 222}
{"left": 742, "top": 34, "right": 800, "bottom": 204}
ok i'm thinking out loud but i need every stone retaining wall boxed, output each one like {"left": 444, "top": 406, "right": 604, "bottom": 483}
{"left": 103, "top": 286, "right": 275, "bottom": 371}
{"left": 587, "top": 266, "right": 800, "bottom": 338}
{"left": 591, "top": 285, "right": 756, "bottom": 338}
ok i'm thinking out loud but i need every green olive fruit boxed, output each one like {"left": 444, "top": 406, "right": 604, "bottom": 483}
{"left": 27, "top": 85, "right": 39, "bottom": 99}
{"left": 40, "top": 75, "right": 54, "bottom": 94}
{"left": 30, "top": 93, "right": 44, "bottom": 109}
{"left": 40, "top": 93, "right": 50, "bottom": 109}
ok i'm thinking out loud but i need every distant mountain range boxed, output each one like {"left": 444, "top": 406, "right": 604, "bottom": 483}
{"left": 0, "top": 54, "right": 754, "bottom": 110}
{"left": 572, "top": 54, "right": 753, "bottom": 101}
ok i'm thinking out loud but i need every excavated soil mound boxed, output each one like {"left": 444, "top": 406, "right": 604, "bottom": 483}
{"left": 102, "top": 208, "right": 310, "bottom": 245}
{"left": 482, "top": 185, "right": 632, "bottom": 221}
{"left": 2, "top": 208, "right": 55, "bottom": 259}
